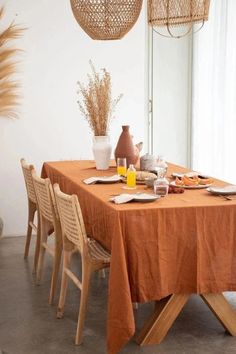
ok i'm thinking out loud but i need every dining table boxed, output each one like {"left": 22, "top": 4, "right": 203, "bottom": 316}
{"left": 42, "top": 160, "right": 236, "bottom": 354}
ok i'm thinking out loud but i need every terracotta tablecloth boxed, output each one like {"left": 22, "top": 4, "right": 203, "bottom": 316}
{"left": 42, "top": 160, "right": 236, "bottom": 354}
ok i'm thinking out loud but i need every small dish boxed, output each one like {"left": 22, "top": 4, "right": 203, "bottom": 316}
{"left": 122, "top": 171, "right": 157, "bottom": 185}
{"left": 121, "top": 177, "right": 146, "bottom": 185}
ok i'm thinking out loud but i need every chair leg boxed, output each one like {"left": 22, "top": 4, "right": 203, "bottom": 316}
{"left": 24, "top": 200, "right": 36, "bottom": 259}
{"left": 57, "top": 250, "right": 72, "bottom": 319}
{"left": 49, "top": 240, "right": 62, "bottom": 305}
{"left": 36, "top": 219, "right": 49, "bottom": 284}
{"left": 75, "top": 262, "right": 92, "bottom": 345}
{"left": 33, "top": 212, "right": 41, "bottom": 274}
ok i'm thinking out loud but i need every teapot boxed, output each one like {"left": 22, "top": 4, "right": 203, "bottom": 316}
{"left": 140, "top": 153, "right": 157, "bottom": 171}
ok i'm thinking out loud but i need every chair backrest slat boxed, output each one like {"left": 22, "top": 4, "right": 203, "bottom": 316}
{"left": 53, "top": 184, "right": 87, "bottom": 254}
{"left": 32, "top": 172, "right": 57, "bottom": 224}
{"left": 20, "top": 158, "right": 37, "bottom": 204}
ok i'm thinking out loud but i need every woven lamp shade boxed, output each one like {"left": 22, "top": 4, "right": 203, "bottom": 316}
{"left": 148, "top": 0, "right": 210, "bottom": 32}
{"left": 70, "top": 0, "right": 143, "bottom": 40}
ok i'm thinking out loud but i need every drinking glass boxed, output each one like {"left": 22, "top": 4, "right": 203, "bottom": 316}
{"left": 155, "top": 155, "right": 168, "bottom": 177}
{"left": 117, "top": 158, "right": 127, "bottom": 177}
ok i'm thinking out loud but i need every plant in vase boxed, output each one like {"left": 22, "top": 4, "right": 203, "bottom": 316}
{"left": 0, "top": 7, "right": 24, "bottom": 237}
{"left": 77, "top": 61, "right": 122, "bottom": 170}
{"left": 0, "top": 7, "right": 24, "bottom": 119}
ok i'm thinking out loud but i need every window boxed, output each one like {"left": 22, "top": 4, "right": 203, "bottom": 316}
{"left": 192, "top": 0, "right": 236, "bottom": 183}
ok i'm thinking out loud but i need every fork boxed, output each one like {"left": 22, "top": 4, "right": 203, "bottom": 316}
{"left": 219, "top": 194, "right": 234, "bottom": 201}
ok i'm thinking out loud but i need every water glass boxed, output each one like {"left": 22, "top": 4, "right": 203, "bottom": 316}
{"left": 155, "top": 156, "right": 168, "bottom": 178}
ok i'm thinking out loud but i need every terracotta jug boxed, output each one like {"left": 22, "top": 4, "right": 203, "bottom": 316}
{"left": 114, "top": 125, "right": 142, "bottom": 167}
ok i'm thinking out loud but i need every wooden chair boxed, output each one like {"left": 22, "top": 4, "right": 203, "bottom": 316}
{"left": 20, "top": 158, "right": 40, "bottom": 273}
{"left": 53, "top": 183, "right": 110, "bottom": 345}
{"left": 32, "top": 172, "right": 62, "bottom": 305}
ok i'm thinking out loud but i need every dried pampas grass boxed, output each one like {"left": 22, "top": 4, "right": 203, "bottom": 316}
{"left": 0, "top": 7, "right": 24, "bottom": 119}
{"left": 77, "top": 61, "right": 122, "bottom": 136}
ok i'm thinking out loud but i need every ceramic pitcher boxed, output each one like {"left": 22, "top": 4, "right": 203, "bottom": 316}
{"left": 114, "top": 125, "right": 142, "bottom": 167}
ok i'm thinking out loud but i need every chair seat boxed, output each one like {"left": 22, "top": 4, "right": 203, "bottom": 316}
{"left": 88, "top": 238, "right": 110, "bottom": 263}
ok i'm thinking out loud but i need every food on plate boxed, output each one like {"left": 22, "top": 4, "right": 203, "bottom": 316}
{"left": 136, "top": 171, "right": 157, "bottom": 181}
{"left": 168, "top": 185, "right": 184, "bottom": 194}
{"left": 174, "top": 175, "right": 213, "bottom": 186}
{"left": 198, "top": 177, "right": 213, "bottom": 185}
{"left": 183, "top": 175, "right": 199, "bottom": 186}
{"left": 175, "top": 177, "right": 184, "bottom": 186}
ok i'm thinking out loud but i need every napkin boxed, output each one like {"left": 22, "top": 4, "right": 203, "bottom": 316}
{"left": 83, "top": 175, "right": 121, "bottom": 185}
{"left": 110, "top": 194, "right": 135, "bottom": 204}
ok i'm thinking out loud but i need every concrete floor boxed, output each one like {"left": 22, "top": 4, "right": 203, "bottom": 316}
{"left": 1, "top": 237, "right": 236, "bottom": 354}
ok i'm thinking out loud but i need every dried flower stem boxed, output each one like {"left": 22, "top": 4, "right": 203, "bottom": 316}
{"left": 77, "top": 61, "right": 122, "bottom": 136}
{"left": 0, "top": 7, "right": 25, "bottom": 119}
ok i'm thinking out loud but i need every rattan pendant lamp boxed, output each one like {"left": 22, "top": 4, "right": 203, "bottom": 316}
{"left": 148, "top": 0, "right": 211, "bottom": 38}
{"left": 70, "top": 0, "right": 143, "bottom": 40}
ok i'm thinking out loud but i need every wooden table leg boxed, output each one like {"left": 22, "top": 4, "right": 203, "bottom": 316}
{"left": 201, "top": 293, "right": 236, "bottom": 336}
{"left": 137, "top": 293, "right": 236, "bottom": 347}
{"left": 136, "top": 294, "right": 190, "bottom": 345}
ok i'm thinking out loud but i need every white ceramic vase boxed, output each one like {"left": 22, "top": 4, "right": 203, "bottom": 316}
{"left": 93, "top": 135, "right": 112, "bottom": 170}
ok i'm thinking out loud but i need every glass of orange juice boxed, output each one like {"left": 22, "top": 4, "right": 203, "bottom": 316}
{"left": 117, "top": 158, "right": 127, "bottom": 177}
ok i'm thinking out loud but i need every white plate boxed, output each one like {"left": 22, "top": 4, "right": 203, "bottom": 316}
{"left": 206, "top": 185, "right": 236, "bottom": 195}
{"left": 83, "top": 175, "right": 121, "bottom": 185}
{"left": 172, "top": 172, "right": 199, "bottom": 178}
{"left": 97, "top": 176, "right": 121, "bottom": 184}
{"left": 170, "top": 181, "right": 212, "bottom": 190}
{"left": 110, "top": 193, "right": 160, "bottom": 204}
{"left": 133, "top": 193, "right": 160, "bottom": 202}
{"left": 172, "top": 172, "right": 210, "bottom": 179}
{"left": 121, "top": 177, "right": 146, "bottom": 185}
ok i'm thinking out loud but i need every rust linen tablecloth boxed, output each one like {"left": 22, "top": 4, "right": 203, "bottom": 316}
{"left": 42, "top": 160, "right": 236, "bottom": 354}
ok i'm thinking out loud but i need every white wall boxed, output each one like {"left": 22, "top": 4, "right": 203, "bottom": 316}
{"left": 152, "top": 31, "right": 191, "bottom": 166}
{"left": 0, "top": 0, "right": 147, "bottom": 236}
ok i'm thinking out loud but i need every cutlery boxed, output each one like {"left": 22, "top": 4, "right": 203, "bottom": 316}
{"left": 219, "top": 194, "right": 234, "bottom": 201}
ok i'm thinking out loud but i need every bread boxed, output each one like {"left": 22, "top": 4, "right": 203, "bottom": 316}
{"left": 136, "top": 171, "right": 157, "bottom": 181}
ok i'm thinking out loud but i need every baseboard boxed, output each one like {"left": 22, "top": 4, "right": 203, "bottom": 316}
{"left": 0, "top": 233, "right": 36, "bottom": 238}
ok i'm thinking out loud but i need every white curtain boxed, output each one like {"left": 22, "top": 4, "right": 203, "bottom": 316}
{"left": 192, "top": 0, "right": 236, "bottom": 183}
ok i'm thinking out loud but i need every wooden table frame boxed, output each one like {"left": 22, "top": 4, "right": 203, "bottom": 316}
{"left": 136, "top": 293, "right": 236, "bottom": 346}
